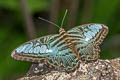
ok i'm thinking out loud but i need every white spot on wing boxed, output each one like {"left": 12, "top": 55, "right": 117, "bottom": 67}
{"left": 16, "top": 46, "right": 23, "bottom": 53}
{"left": 46, "top": 49, "right": 53, "bottom": 53}
{"left": 85, "top": 37, "right": 90, "bottom": 41}
{"left": 89, "top": 31, "right": 95, "bottom": 37}
{"left": 24, "top": 43, "right": 33, "bottom": 53}
{"left": 29, "top": 47, "right": 34, "bottom": 53}
{"left": 84, "top": 32, "right": 92, "bottom": 39}
{"left": 40, "top": 45, "right": 47, "bottom": 53}
{"left": 16, "top": 43, "right": 30, "bottom": 53}
{"left": 95, "top": 24, "right": 102, "bottom": 29}
{"left": 34, "top": 46, "right": 41, "bottom": 54}
{"left": 89, "top": 25, "right": 99, "bottom": 33}
{"left": 35, "top": 43, "right": 39, "bottom": 46}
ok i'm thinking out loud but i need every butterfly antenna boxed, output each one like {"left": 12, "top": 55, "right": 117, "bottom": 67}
{"left": 38, "top": 17, "right": 60, "bottom": 29}
{"left": 60, "top": 9, "right": 68, "bottom": 28}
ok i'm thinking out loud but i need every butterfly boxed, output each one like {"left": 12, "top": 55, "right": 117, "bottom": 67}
{"left": 11, "top": 23, "right": 108, "bottom": 71}
{"left": 11, "top": 10, "right": 108, "bottom": 71}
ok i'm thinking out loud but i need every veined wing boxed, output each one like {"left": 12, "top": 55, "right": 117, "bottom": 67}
{"left": 11, "top": 34, "right": 79, "bottom": 71}
{"left": 67, "top": 23, "right": 108, "bottom": 61}
{"left": 11, "top": 34, "right": 58, "bottom": 62}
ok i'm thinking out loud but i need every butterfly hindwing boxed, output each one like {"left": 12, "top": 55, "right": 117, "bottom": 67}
{"left": 67, "top": 23, "right": 108, "bottom": 61}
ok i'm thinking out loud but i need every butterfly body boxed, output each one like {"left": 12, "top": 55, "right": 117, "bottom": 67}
{"left": 11, "top": 23, "right": 108, "bottom": 71}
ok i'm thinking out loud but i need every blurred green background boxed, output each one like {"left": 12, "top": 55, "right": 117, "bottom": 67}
{"left": 0, "top": 0, "right": 120, "bottom": 80}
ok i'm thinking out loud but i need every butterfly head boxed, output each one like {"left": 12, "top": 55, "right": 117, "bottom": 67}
{"left": 59, "top": 28, "right": 66, "bottom": 35}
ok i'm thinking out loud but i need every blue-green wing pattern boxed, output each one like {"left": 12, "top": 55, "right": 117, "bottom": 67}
{"left": 67, "top": 24, "right": 108, "bottom": 61}
{"left": 11, "top": 23, "right": 108, "bottom": 71}
{"left": 12, "top": 34, "right": 79, "bottom": 71}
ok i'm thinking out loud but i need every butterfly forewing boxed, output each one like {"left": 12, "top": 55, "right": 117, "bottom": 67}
{"left": 11, "top": 35, "right": 58, "bottom": 62}
{"left": 11, "top": 34, "right": 79, "bottom": 71}
{"left": 67, "top": 23, "right": 108, "bottom": 61}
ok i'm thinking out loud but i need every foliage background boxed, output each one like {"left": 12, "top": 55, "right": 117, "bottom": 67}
{"left": 0, "top": 0, "right": 120, "bottom": 80}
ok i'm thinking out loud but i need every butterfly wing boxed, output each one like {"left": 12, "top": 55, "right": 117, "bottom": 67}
{"left": 11, "top": 35, "right": 57, "bottom": 62}
{"left": 67, "top": 23, "right": 108, "bottom": 61}
{"left": 11, "top": 34, "right": 79, "bottom": 71}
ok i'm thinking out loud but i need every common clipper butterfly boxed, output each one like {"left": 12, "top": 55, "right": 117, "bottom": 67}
{"left": 11, "top": 10, "right": 108, "bottom": 71}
